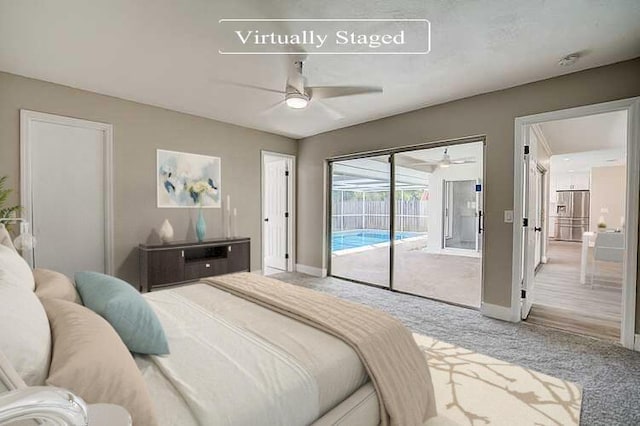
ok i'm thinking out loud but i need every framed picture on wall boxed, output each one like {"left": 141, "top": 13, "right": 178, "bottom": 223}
{"left": 157, "top": 149, "right": 221, "bottom": 208}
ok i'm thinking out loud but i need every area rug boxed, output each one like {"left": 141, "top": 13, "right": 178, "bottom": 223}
{"left": 414, "top": 334, "right": 582, "bottom": 425}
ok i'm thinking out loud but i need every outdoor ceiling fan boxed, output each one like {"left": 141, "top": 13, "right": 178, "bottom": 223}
{"left": 414, "top": 148, "right": 477, "bottom": 168}
{"left": 220, "top": 60, "right": 383, "bottom": 119}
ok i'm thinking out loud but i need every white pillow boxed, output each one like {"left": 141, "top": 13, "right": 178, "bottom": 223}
{"left": 0, "top": 269, "right": 51, "bottom": 385}
{"left": 0, "top": 244, "right": 34, "bottom": 291}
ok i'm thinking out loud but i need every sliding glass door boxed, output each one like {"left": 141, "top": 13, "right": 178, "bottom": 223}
{"left": 392, "top": 142, "right": 483, "bottom": 307}
{"left": 330, "top": 155, "right": 391, "bottom": 287}
{"left": 328, "top": 139, "right": 484, "bottom": 307}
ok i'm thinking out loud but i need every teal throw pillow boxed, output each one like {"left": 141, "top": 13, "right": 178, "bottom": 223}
{"left": 75, "top": 271, "right": 169, "bottom": 355}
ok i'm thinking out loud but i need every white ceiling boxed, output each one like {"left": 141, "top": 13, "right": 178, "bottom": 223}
{"left": 538, "top": 110, "right": 628, "bottom": 155}
{"left": 1, "top": 1, "right": 639, "bottom": 139}
{"left": 551, "top": 148, "right": 626, "bottom": 174}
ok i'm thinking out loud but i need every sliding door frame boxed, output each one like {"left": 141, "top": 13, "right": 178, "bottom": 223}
{"left": 326, "top": 135, "right": 487, "bottom": 305}
{"left": 326, "top": 153, "right": 393, "bottom": 289}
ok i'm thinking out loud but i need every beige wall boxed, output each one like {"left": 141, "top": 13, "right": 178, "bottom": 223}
{"left": 590, "top": 165, "right": 627, "bottom": 232}
{"left": 297, "top": 58, "right": 640, "bottom": 311}
{"left": 0, "top": 71, "right": 296, "bottom": 284}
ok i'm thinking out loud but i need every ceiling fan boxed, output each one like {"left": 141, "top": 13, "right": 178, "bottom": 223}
{"left": 220, "top": 61, "right": 383, "bottom": 119}
{"left": 414, "top": 148, "right": 477, "bottom": 168}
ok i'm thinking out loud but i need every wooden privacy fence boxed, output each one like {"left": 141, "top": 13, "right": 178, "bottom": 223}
{"left": 331, "top": 197, "right": 429, "bottom": 232}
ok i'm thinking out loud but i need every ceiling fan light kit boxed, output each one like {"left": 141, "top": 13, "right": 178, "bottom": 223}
{"left": 285, "top": 92, "right": 309, "bottom": 109}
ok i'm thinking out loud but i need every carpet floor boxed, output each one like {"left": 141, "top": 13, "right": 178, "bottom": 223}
{"left": 272, "top": 272, "right": 640, "bottom": 425}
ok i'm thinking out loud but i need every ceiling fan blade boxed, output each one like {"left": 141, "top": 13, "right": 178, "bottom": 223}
{"left": 307, "top": 86, "right": 383, "bottom": 100}
{"left": 313, "top": 100, "right": 344, "bottom": 120}
{"left": 411, "top": 161, "right": 439, "bottom": 166}
{"left": 212, "top": 79, "right": 286, "bottom": 95}
{"left": 451, "top": 157, "right": 477, "bottom": 164}
{"left": 258, "top": 100, "right": 286, "bottom": 116}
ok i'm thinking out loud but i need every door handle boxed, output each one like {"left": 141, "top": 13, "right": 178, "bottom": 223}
{"left": 264, "top": 218, "right": 269, "bottom": 222}
{"left": 534, "top": 227, "right": 542, "bottom": 232}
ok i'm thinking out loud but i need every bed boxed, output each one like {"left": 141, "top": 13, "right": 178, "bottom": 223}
{"left": 0, "top": 228, "right": 447, "bottom": 425}
{"left": 136, "top": 283, "right": 379, "bottom": 425}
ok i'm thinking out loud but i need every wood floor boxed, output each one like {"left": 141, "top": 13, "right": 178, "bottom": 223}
{"left": 527, "top": 241, "right": 622, "bottom": 341}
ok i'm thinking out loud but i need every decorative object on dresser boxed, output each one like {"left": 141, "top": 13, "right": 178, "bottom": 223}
{"left": 157, "top": 149, "right": 221, "bottom": 208}
{"left": 158, "top": 219, "right": 174, "bottom": 243}
{"left": 138, "top": 237, "right": 250, "bottom": 292}
{"left": 224, "top": 194, "right": 232, "bottom": 238}
{"left": 196, "top": 208, "right": 207, "bottom": 242}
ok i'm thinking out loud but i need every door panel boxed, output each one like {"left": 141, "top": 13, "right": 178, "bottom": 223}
{"left": 330, "top": 155, "right": 391, "bottom": 287}
{"left": 264, "top": 157, "right": 289, "bottom": 271}
{"left": 30, "top": 118, "right": 107, "bottom": 276}
{"left": 228, "top": 242, "right": 250, "bottom": 272}
{"left": 392, "top": 142, "right": 484, "bottom": 308}
{"left": 521, "top": 128, "right": 538, "bottom": 319}
{"left": 534, "top": 168, "right": 543, "bottom": 268}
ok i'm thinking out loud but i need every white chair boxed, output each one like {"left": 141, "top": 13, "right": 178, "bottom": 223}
{"left": 0, "top": 386, "right": 132, "bottom": 425}
{"left": 590, "top": 232, "right": 624, "bottom": 287}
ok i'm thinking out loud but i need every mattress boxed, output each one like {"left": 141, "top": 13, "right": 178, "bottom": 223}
{"left": 138, "top": 283, "right": 373, "bottom": 425}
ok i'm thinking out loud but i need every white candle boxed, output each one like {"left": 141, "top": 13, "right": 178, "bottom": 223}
{"left": 233, "top": 208, "right": 237, "bottom": 217}
{"left": 226, "top": 195, "right": 230, "bottom": 212}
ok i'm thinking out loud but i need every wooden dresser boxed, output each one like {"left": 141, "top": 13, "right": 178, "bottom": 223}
{"left": 139, "top": 237, "right": 250, "bottom": 292}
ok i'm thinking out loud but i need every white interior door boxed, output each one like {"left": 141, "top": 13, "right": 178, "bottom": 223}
{"left": 21, "top": 111, "right": 112, "bottom": 277}
{"left": 534, "top": 168, "right": 544, "bottom": 268}
{"left": 263, "top": 155, "right": 291, "bottom": 272}
{"left": 521, "top": 128, "right": 539, "bottom": 319}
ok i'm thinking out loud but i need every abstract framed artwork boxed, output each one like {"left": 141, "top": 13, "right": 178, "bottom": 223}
{"left": 157, "top": 149, "right": 221, "bottom": 208}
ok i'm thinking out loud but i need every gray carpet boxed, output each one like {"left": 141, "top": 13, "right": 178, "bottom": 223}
{"left": 272, "top": 272, "right": 640, "bottom": 426}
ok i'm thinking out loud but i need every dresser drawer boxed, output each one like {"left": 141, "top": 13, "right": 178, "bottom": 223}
{"left": 185, "top": 259, "right": 228, "bottom": 280}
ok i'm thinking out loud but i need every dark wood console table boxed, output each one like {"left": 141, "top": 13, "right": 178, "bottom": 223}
{"left": 139, "top": 237, "right": 250, "bottom": 292}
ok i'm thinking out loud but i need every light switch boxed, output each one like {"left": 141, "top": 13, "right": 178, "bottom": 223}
{"left": 504, "top": 210, "right": 514, "bottom": 223}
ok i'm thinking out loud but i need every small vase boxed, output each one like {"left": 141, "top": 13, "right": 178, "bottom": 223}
{"left": 159, "top": 219, "right": 174, "bottom": 244}
{"left": 196, "top": 208, "right": 206, "bottom": 242}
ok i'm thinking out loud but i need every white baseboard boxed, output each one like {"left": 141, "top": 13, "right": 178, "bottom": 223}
{"left": 481, "top": 302, "right": 518, "bottom": 322}
{"left": 634, "top": 334, "right": 640, "bottom": 352}
{"left": 295, "top": 264, "right": 327, "bottom": 277}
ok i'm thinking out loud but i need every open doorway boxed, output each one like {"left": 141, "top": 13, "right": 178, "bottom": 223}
{"left": 261, "top": 151, "right": 295, "bottom": 275}
{"left": 514, "top": 98, "right": 639, "bottom": 348}
{"left": 328, "top": 139, "right": 484, "bottom": 308}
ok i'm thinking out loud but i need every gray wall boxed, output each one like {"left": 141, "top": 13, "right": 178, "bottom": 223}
{"left": 296, "top": 58, "right": 640, "bottom": 313}
{"left": 0, "top": 71, "right": 296, "bottom": 284}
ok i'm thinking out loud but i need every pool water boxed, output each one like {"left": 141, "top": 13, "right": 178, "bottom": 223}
{"left": 332, "top": 230, "right": 421, "bottom": 251}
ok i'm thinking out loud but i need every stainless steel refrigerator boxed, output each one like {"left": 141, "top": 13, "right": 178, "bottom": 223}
{"left": 554, "top": 190, "right": 590, "bottom": 242}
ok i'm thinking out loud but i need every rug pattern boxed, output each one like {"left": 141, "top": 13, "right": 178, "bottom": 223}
{"left": 415, "top": 334, "right": 582, "bottom": 426}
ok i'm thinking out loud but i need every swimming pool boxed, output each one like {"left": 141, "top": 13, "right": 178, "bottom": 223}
{"left": 332, "top": 230, "right": 422, "bottom": 251}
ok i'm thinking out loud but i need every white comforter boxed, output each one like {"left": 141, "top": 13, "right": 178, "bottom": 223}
{"left": 138, "top": 284, "right": 369, "bottom": 426}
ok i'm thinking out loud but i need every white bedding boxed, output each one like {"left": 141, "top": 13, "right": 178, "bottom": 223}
{"left": 139, "top": 284, "right": 370, "bottom": 426}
